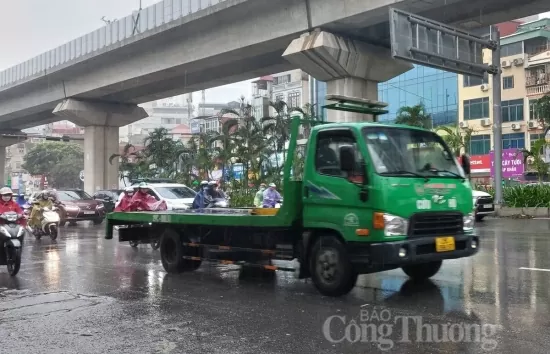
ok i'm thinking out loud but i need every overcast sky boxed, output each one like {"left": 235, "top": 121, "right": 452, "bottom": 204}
{"left": 0, "top": 0, "right": 251, "bottom": 103}
{"left": 1, "top": 1, "right": 549, "bottom": 104}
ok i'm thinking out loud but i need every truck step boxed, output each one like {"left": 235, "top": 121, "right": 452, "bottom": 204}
{"left": 181, "top": 256, "right": 296, "bottom": 272}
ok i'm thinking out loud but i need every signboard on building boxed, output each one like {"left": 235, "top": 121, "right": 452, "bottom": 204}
{"left": 469, "top": 155, "right": 491, "bottom": 174}
{"left": 389, "top": 8, "right": 497, "bottom": 77}
{"left": 490, "top": 149, "right": 524, "bottom": 178}
{"left": 190, "top": 120, "right": 201, "bottom": 134}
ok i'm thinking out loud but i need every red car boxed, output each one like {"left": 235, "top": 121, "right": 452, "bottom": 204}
{"left": 56, "top": 189, "right": 106, "bottom": 226}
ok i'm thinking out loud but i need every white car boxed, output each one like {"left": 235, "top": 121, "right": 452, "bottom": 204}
{"left": 116, "top": 183, "right": 196, "bottom": 211}
{"left": 472, "top": 190, "right": 494, "bottom": 221}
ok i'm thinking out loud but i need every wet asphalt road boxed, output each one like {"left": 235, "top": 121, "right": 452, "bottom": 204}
{"left": 1, "top": 219, "right": 550, "bottom": 353}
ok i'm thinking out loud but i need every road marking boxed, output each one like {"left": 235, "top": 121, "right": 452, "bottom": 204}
{"left": 519, "top": 267, "right": 550, "bottom": 272}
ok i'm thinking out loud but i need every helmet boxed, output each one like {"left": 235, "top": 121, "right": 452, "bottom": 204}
{"left": 269, "top": 183, "right": 276, "bottom": 188}
{"left": 138, "top": 182, "right": 148, "bottom": 189}
{"left": 208, "top": 181, "right": 218, "bottom": 186}
{"left": 124, "top": 186, "right": 134, "bottom": 193}
{"left": 0, "top": 187, "right": 13, "bottom": 195}
{"left": 200, "top": 180, "right": 209, "bottom": 186}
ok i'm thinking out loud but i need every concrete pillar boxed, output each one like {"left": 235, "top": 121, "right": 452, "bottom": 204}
{"left": 0, "top": 133, "right": 26, "bottom": 186}
{"left": 0, "top": 147, "right": 5, "bottom": 186}
{"left": 53, "top": 99, "right": 148, "bottom": 194}
{"left": 283, "top": 31, "right": 413, "bottom": 122}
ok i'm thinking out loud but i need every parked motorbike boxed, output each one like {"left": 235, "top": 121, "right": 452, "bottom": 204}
{"left": 33, "top": 206, "right": 60, "bottom": 241}
{"left": 0, "top": 212, "right": 25, "bottom": 276}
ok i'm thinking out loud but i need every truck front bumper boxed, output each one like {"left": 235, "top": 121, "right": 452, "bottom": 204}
{"left": 347, "top": 234, "right": 479, "bottom": 272}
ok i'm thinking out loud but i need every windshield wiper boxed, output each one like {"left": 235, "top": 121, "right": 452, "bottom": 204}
{"left": 380, "top": 170, "right": 429, "bottom": 181}
{"left": 423, "top": 168, "right": 465, "bottom": 180}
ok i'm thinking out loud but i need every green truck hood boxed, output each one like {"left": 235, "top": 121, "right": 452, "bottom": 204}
{"left": 373, "top": 177, "right": 474, "bottom": 217}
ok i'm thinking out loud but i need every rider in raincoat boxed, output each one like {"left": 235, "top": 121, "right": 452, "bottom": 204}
{"left": 0, "top": 187, "right": 26, "bottom": 226}
{"left": 114, "top": 187, "right": 135, "bottom": 212}
{"left": 29, "top": 191, "right": 53, "bottom": 229}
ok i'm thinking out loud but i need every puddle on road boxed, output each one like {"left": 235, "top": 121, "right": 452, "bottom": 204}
{"left": 0, "top": 289, "right": 112, "bottom": 322}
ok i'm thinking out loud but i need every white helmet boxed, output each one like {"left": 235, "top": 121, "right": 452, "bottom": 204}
{"left": 0, "top": 187, "right": 13, "bottom": 195}
{"left": 124, "top": 186, "right": 134, "bottom": 193}
{"left": 200, "top": 180, "right": 209, "bottom": 186}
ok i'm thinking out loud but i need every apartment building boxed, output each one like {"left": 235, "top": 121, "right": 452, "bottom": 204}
{"left": 457, "top": 18, "right": 550, "bottom": 179}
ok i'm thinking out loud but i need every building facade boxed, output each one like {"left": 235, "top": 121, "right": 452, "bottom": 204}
{"left": 311, "top": 66, "right": 458, "bottom": 127}
{"left": 457, "top": 18, "right": 550, "bottom": 179}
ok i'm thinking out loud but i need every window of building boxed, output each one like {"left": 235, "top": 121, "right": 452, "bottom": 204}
{"left": 15, "top": 162, "right": 21, "bottom": 169}
{"left": 530, "top": 133, "right": 546, "bottom": 154}
{"left": 501, "top": 42, "right": 523, "bottom": 57}
{"left": 288, "top": 91, "right": 301, "bottom": 108}
{"left": 503, "top": 76, "right": 514, "bottom": 89}
{"left": 463, "top": 75, "right": 488, "bottom": 87}
{"left": 275, "top": 94, "right": 284, "bottom": 102}
{"left": 161, "top": 118, "right": 176, "bottom": 125}
{"left": 273, "top": 75, "right": 291, "bottom": 85}
{"left": 463, "top": 98, "right": 490, "bottom": 120}
{"left": 529, "top": 99, "right": 539, "bottom": 121}
{"left": 17, "top": 143, "right": 25, "bottom": 149}
{"left": 315, "top": 130, "right": 364, "bottom": 179}
{"left": 501, "top": 99, "right": 524, "bottom": 122}
{"left": 175, "top": 119, "right": 182, "bottom": 124}
{"left": 469, "top": 135, "right": 491, "bottom": 155}
{"left": 502, "top": 133, "right": 525, "bottom": 149}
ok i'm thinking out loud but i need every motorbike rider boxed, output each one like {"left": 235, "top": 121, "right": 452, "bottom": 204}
{"left": 192, "top": 181, "right": 210, "bottom": 209}
{"left": 254, "top": 183, "right": 266, "bottom": 207}
{"left": 29, "top": 191, "right": 54, "bottom": 229}
{"left": 262, "top": 183, "right": 282, "bottom": 208}
{"left": 0, "top": 187, "right": 26, "bottom": 226}
{"left": 130, "top": 182, "right": 158, "bottom": 211}
{"left": 114, "top": 187, "right": 135, "bottom": 212}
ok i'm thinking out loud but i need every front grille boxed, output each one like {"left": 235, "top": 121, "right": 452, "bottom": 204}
{"left": 477, "top": 196, "right": 493, "bottom": 205}
{"left": 408, "top": 212, "right": 463, "bottom": 238}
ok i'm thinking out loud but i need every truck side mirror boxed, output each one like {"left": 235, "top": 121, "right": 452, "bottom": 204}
{"left": 339, "top": 146, "right": 355, "bottom": 172}
{"left": 461, "top": 154, "right": 471, "bottom": 175}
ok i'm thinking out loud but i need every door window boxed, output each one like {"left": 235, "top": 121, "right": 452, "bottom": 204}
{"left": 315, "top": 130, "right": 365, "bottom": 182}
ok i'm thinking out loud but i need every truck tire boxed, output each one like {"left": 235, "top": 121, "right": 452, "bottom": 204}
{"left": 309, "top": 235, "right": 357, "bottom": 297}
{"left": 160, "top": 229, "right": 201, "bottom": 273}
{"left": 402, "top": 261, "right": 442, "bottom": 280}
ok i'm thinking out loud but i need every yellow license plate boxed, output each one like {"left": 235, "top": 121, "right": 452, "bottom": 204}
{"left": 435, "top": 237, "right": 455, "bottom": 252}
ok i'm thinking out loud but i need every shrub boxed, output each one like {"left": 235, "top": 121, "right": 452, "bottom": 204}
{"left": 502, "top": 185, "right": 550, "bottom": 208}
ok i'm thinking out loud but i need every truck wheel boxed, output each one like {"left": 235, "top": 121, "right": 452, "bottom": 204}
{"left": 309, "top": 235, "right": 357, "bottom": 297}
{"left": 402, "top": 261, "right": 442, "bottom": 280}
{"left": 160, "top": 229, "right": 201, "bottom": 273}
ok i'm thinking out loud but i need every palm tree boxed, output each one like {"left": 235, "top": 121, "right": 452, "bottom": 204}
{"left": 143, "top": 127, "right": 184, "bottom": 177}
{"left": 209, "top": 118, "right": 239, "bottom": 179}
{"left": 262, "top": 100, "right": 292, "bottom": 169}
{"left": 395, "top": 103, "right": 433, "bottom": 129}
{"left": 108, "top": 143, "right": 145, "bottom": 185}
{"left": 519, "top": 138, "right": 550, "bottom": 183}
{"left": 436, "top": 125, "right": 475, "bottom": 157}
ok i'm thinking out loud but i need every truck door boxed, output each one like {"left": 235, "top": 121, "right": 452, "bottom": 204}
{"left": 303, "top": 128, "right": 371, "bottom": 237}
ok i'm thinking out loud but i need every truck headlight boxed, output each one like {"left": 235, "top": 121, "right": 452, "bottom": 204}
{"left": 463, "top": 213, "right": 475, "bottom": 231}
{"left": 383, "top": 214, "right": 408, "bottom": 236}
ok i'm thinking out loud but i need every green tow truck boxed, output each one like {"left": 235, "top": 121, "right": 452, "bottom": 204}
{"left": 105, "top": 95, "right": 478, "bottom": 297}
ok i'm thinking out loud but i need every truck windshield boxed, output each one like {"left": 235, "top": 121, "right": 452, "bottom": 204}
{"left": 363, "top": 127, "right": 464, "bottom": 179}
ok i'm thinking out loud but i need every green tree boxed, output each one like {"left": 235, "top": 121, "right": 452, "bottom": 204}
{"left": 519, "top": 138, "right": 550, "bottom": 183}
{"left": 143, "top": 127, "right": 185, "bottom": 177}
{"left": 23, "top": 142, "right": 84, "bottom": 188}
{"left": 262, "top": 100, "right": 292, "bottom": 169}
{"left": 395, "top": 103, "right": 432, "bottom": 129}
{"left": 535, "top": 94, "right": 550, "bottom": 134}
{"left": 436, "top": 125, "right": 475, "bottom": 157}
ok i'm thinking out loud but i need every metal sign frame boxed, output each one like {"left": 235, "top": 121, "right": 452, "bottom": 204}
{"left": 389, "top": 8, "right": 498, "bottom": 78}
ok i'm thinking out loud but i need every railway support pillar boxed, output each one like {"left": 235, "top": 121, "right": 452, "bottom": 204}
{"left": 53, "top": 99, "right": 148, "bottom": 194}
{"left": 283, "top": 30, "right": 413, "bottom": 122}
